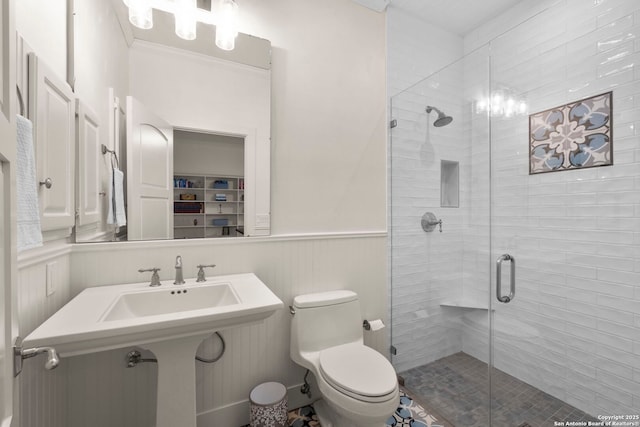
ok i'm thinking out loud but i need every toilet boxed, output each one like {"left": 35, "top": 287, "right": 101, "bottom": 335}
{"left": 290, "top": 290, "right": 399, "bottom": 427}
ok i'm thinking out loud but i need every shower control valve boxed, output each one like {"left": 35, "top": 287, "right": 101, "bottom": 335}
{"left": 421, "top": 212, "right": 443, "bottom": 233}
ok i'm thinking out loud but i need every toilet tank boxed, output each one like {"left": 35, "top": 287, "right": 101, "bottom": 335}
{"left": 290, "top": 290, "right": 363, "bottom": 361}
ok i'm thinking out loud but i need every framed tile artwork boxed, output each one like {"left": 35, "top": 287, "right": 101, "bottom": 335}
{"left": 529, "top": 91, "right": 612, "bottom": 174}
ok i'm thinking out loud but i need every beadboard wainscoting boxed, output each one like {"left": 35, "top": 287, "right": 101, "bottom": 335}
{"left": 18, "top": 243, "right": 72, "bottom": 427}
{"left": 18, "top": 233, "right": 388, "bottom": 427}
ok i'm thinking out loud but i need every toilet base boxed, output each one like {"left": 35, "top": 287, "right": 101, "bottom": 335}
{"left": 314, "top": 399, "right": 337, "bottom": 427}
{"left": 313, "top": 398, "right": 389, "bottom": 427}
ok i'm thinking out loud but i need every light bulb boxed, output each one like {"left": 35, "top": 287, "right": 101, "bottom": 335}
{"left": 175, "top": 0, "right": 197, "bottom": 40}
{"left": 215, "top": 0, "right": 239, "bottom": 51}
{"left": 476, "top": 99, "right": 487, "bottom": 114}
{"left": 129, "top": 0, "right": 153, "bottom": 30}
{"left": 518, "top": 101, "right": 528, "bottom": 115}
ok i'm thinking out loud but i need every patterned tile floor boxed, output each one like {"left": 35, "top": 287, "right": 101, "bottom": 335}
{"left": 245, "top": 388, "right": 447, "bottom": 427}
{"left": 400, "top": 352, "right": 599, "bottom": 427}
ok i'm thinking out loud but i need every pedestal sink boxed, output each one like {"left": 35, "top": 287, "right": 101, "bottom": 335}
{"left": 23, "top": 273, "right": 284, "bottom": 427}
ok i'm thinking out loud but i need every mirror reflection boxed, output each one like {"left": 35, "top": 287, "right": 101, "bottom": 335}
{"left": 71, "top": 0, "right": 271, "bottom": 242}
{"left": 172, "top": 130, "right": 245, "bottom": 239}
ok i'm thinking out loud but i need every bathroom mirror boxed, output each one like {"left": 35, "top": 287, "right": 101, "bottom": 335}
{"left": 71, "top": 0, "right": 271, "bottom": 242}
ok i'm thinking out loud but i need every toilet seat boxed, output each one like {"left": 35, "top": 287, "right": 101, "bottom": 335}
{"left": 319, "top": 343, "right": 398, "bottom": 403}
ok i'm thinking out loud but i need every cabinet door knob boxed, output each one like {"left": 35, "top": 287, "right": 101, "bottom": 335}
{"left": 39, "top": 178, "right": 53, "bottom": 189}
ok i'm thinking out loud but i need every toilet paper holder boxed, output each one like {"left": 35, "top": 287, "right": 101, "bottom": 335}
{"left": 362, "top": 319, "right": 385, "bottom": 331}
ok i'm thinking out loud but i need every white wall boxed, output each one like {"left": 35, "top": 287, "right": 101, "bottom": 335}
{"left": 174, "top": 131, "right": 244, "bottom": 177}
{"left": 237, "top": 0, "right": 388, "bottom": 234}
{"left": 15, "top": 0, "right": 67, "bottom": 80}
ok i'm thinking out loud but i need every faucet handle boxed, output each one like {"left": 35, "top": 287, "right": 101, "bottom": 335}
{"left": 196, "top": 264, "right": 216, "bottom": 282}
{"left": 138, "top": 268, "right": 161, "bottom": 287}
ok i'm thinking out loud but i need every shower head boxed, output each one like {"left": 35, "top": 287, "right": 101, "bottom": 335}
{"left": 426, "top": 106, "right": 453, "bottom": 127}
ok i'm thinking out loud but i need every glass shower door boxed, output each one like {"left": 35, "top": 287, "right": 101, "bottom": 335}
{"left": 487, "top": 1, "right": 640, "bottom": 423}
{"left": 389, "top": 45, "right": 494, "bottom": 427}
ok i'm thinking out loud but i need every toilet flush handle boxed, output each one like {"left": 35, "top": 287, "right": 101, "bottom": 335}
{"left": 289, "top": 306, "right": 296, "bottom": 315}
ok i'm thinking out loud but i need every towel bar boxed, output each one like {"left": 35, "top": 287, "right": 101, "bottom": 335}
{"left": 16, "top": 85, "right": 25, "bottom": 116}
{"left": 101, "top": 144, "right": 120, "bottom": 168}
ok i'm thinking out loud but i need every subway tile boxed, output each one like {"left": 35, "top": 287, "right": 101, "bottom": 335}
{"left": 594, "top": 346, "right": 639, "bottom": 372}
{"left": 598, "top": 27, "right": 639, "bottom": 53}
{"left": 597, "top": 51, "right": 638, "bottom": 80}
{"left": 595, "top": 190, "right": 640, "bottom": 206}
{"left": 566, "top": 253, "right": 635, "bottom": 271}
{"left": 564, "top": 308, "right": 599, "bottom": 329}
{"left": 595, "top": 387, "right": 634, "bottom": 410}
{"left": 598, "top": 6, "right": 635, "bottom": 29}
{"left": 596, "top": 369, "right": 640, "bottom": 397}
{"left": 597, "top": 294, "right": 640, "bottom": 314}
{"left": 597, "top": 318, "right": 640, "bottom": 340}
{"left": 597, "top": 269, "right": 640, "bottom": 286}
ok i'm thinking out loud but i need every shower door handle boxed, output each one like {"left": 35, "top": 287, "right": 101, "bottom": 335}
{"left": 496, "top": 254, "right": 515, "bottom": 303}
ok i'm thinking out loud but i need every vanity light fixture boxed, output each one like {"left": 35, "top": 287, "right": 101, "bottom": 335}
{"left": 123, "top": 0, "right": 240, "bottom": 51}
{"left": 128, "top": 0, "right": 154, "bottom": 30}
{"left": 174, "top": 0, "right": 198, "bottom": 41}
{"left": 215, "top": 0, "right": 239, "bottom": 51}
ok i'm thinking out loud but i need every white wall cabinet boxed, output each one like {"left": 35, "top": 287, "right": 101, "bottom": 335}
{"left": 173, "top": 174, "right": 244, "bottom": 239}
{"left": 75, "top": 100, "right": 101, "bottom": 227}
{"left": 28, "top": 53, "right": 75, "bottom": 233}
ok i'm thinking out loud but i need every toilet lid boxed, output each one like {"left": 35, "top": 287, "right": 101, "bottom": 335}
{"left": 319, "top": 343, "right": 397, "bottom": 401}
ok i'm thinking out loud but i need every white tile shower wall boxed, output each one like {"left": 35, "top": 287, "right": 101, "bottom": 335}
{"left": 66, "top": 234, "right": 387, "bottom": 427}
{"left": 389, "top": 48, "right": 476, "bottom": 372}
{"left": 17, "top": 247, "right": 71, "bottom": 427}
{"left": 459, "top": 0, "right": 640, "bottom": 416}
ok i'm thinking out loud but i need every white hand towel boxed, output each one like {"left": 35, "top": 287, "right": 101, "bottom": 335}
{"left": 107, "top": 167, "right": 127, "bottom": 227}
{"left": 16, "top": 114, "right": 43, "bottom": 252}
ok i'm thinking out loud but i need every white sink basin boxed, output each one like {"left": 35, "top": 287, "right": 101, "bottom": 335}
{"left": 23, "top": 273, "right": 283, "bottom": 357}
{"left": 101, "top": 281, "right": 240, "bottom": 321}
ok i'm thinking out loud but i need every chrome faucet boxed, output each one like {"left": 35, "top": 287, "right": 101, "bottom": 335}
{"left": 196, "top": 264, "right": 216, "bottom": 282}
{"left": 174, "top": 255, "right": 185, "bottom": 285}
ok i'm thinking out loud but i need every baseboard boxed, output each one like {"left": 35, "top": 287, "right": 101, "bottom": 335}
{"left": 196, "top": 383, "right": 314, "bottom": 426}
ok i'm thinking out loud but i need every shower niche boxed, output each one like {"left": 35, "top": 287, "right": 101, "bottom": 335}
{"left": 440, "top": 160, "right": 459, "bottom": 207}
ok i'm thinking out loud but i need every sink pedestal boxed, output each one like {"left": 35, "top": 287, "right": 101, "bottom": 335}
{"left": 142, "top": 333, "right": 211, "bottom": 427}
